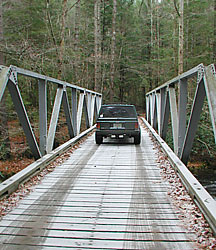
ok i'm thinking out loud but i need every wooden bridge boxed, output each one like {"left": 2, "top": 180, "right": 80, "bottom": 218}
{"left": 0, "top": 64, "right": 216, "bottom": 249}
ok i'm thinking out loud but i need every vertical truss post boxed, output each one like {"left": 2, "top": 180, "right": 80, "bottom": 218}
{"left": 62, "top": 87, "right": 74, "bottom": 138}
{"left": 146, "top": 95, "right": 150, "bottom": 123}
{"left": 150, "top": 94, "right": 154, "bottom": 127}
{"left": 161, "top": 88, "right": 170, "bottom": 140}
{"left": 83, "top": 93, "right": 90, "bottom": 129}
{"left": 87, "top": 92, "right": 92, "bottom": 122}
{"left": 95, "top": 95, "right": 102, "bottom": 116}
{"left": 71, "top": 88, "right": 77, "bottom": 136}
{"left": 0, "top": 66, "right": 9, "bottom": 101}
{"left": 38, "top": 79, "right": 47, "bottom": 156}
{"left": 180, "top": 79, "right": 206, "bottom": 165}
{"left": 204, "top": 65, "right": 216, "bottom": 143}
{"left": 46, "top": 86, "right": 63, "bottom": 153}
{"left": 169, "top": 86, "right": 178, "bottom": 154}
{"left": 152, "top": 94, "right": 157, "bottom": 130}
{"left": 77, "top": 91, "right": 84, "bottom": 134}
{"left": 7, "top": 78, "right": 41, "bottom": 159}
{"left": 156, "top": 92, "right": 161, "bottom": 134}
{"left": 159, "top": 88, "right": 166, "bottom": 137}
{"left": 90, "top": 94, "right": 96, "bottom": 126}
{"left": 178, "top": 79, "right": 188, "bottom": 157}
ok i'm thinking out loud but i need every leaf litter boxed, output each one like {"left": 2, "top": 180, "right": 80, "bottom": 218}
{"left": 140, "top": 121, "right": 216, "bottom": 249}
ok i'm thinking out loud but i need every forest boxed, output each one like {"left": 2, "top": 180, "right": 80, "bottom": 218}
{"left": 0, "top": 0, "right": 215, "bottom": 179}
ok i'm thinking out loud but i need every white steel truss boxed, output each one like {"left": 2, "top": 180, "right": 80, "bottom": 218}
{"left": 146, "top": 63, "right": 216, "bottom": 165}
{"left": 0, "top": 65, "right": 102, "bottom": 159}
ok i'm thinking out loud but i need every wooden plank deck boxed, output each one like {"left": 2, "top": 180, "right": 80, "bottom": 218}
{"left": 0, "top": 126, "right": 198, "bottom": 249}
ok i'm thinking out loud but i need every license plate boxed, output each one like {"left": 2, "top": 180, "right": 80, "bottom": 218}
{"left": 112, "top": 123, "right": 123, "bottom": 129}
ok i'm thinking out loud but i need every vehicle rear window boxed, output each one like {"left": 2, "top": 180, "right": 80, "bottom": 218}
{"left": 99, "top": 106, "right": 137, "bottom": 118}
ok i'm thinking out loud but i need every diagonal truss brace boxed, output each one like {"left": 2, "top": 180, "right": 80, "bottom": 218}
{"left": 8, "top": 77, "right": 42, "bottom": 159}
{"left": 146, "top": 63, "right": 216, "bottom": 165}
{"left": 0, "top": 65, "right": 102, "bottom": 159}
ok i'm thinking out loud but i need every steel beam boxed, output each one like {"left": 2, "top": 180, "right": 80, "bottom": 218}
{"left": 146, "top": 64, "right": 203, "bottom": 96}
{"left": 169, "top": 86, "right": 178, "bottom": 154}
{"left": 0, "top": 65, "right": 102, "bottom": 160}
{"left": 156, "top": 92, "right": 161, "bottom": 134}
{"left": 178, "top": 79, "right": 188, "bottom": 157}
{"left": 46, "top": 87, "right": 63, "bottom": 153}
{"left": 150, "top": 94, "right": 154, "bottom": 127}
{"left": 142, "top": 117, "right": 216, "bottom": 235}
{"left": 159, "top": 88, "right": 166, "bottom": 137}
{"left": 161, "top": 89, "right": 170, "bottom": 140}
{"left": 152, "top": 93, "right": 157, "bottom": 130}
{"left": 0, "top": 66, "right": 9, "bottom": 101}
{"left": 77, "top": 92, "right": 84, "bottom": 134}
{"left": 90, "top": 95, "right": 96, "bottom": 126}
{"left": 146, "top": 95, "right": 150, "bottom": 123}
{"left": 38, "top": 79, "right": 47, "bottom": 156}
{"left": 203, "top": 64, "right": 216, "bottom": 143}
{"left": 95, "top": 95, "right": 102, "bottom": 116}
{"left": 71, "top": 88, "right": 77, "bottom": 136}
{"left": 62, "top": 89, "right": 75, "bottom": 138}
{"left": 83, "top": 93, "right": 90, "bottom": 129}
{"left": 7, "top": 79, "right": 41, "bottom": 159}
{"left": 180, "top": 79, "right": 206, "bottom": 165}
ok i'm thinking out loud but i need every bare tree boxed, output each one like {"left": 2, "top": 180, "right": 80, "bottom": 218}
{"left": 94, "top": 0, "right": 102, "bottom": 92}
{"left": 214, "top": 0, "right": 216, "bottom": 64}
{"left": 74, "top": 0, "right": 80, "bottom": 83}
{"left": 0, "top": 0, "right": 3, "bottom": 64}
{"left": 58, "top": 0, "right": 68, "bottom": 80}
{"left": 110, "top": 0, "right": 117, "bottom": 101}
{"left": 174, "top": 0, "right": 184, "bottom": 75}
{"left": 0, "top": 0, "right": 10, "bottom": 159}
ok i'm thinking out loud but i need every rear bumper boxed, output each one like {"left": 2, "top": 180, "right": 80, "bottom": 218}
{"left": 96, "top": 129, "right": 140, "bottom": 137}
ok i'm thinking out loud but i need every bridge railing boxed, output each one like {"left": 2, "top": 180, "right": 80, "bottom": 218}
{"left": 146, "top": 63, "right": 216, "bottom": 165}
{"left": 0, "top": 65, "right": 102, "bottom": 159}
{"left": 145, "top": 63, "right": 216, "bottom": 234}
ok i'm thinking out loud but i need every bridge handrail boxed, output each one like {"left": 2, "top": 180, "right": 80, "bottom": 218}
{"left": 0, "top": 65, "right": 102, "bottom": 159}
{"left": 0, "top": 125, "right": 95, "bottom": 198}
{"left": 146, "top": 63, "right": 216, "bottom": 165}
{"left": 142, "top": 117, "right": 216, "bottom": 235}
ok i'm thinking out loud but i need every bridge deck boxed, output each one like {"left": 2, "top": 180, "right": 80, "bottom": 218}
{"left": 0, "top": 126, "right": 198, "bottom": 249}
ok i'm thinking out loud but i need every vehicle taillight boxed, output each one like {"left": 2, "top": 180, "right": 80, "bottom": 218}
{"left": 135, "top": 122, "right": 139, "bottom": 129}
{"left": 96, "top": 122, "right": 100, "bottom": 129}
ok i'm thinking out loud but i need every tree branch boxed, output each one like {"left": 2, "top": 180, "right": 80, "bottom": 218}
{"left": 66, "top": 0, "right": 82, "bottom": 15}
{"left": 173, "top": 0, "right": 180, "bottom": 17}
{"left": 46, "top": 0, "right": 59, "bottom": 56}
{"left": 139, "top": 0, "right": 144, "bottom": 15}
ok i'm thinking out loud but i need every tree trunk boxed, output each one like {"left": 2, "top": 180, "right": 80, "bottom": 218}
{"left": 110, "top": 0, "right": 117, "bottom": 102}
{"left": 74, "top": 0, "right": 80, "bottom": 83}
{"left": 57, "top": 0, "right": 68, "bottom": 80}
{"left": 0, "top": 0, "right": 10, "bottom": 160}
{"left": 213, "top": 0, "right": 216, "bottom": 64}
{"left": 178, "top": 0, "right": 184, "bottom": 75}
{"left": 94, "top": 0, "right": 102, "bottom": 93}
{"left": 0, "top": 0, "right": 3, "bottom": 64}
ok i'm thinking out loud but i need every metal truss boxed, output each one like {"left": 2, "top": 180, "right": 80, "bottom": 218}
{"left": 146, "top": 63, "right": 216, "bottom": 165}
{"left": 0, "top": 65, "right": 102, "bottom": 159}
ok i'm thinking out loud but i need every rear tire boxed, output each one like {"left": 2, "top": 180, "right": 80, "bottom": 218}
{"left": 134, "top": 133, "right": 141, "bottom": 145}
{"left": 95, "top": 134, "right": 103, "bottom": 144}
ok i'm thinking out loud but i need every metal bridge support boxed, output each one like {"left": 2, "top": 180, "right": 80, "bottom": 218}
{"left": 38, "top": 79, "right": 47, "bottom": 156}
{"left": 7, "top": 76, "right": 42, "bottom": 159}
{"left": 146, "top": 63, "right": 216, "bottom": 165}
{"left": 0, "top": 65, "right": 102, "bottom": 159}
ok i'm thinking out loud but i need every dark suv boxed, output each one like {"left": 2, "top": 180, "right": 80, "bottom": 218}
{"left": 95, "top": 104, "right": 141, "bottom": 144}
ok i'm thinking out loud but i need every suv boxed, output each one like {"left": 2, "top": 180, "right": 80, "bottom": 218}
{"left": 95, "top": 104, "right": 141, "bottom": 144}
